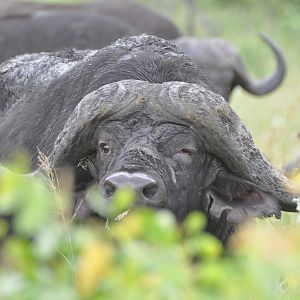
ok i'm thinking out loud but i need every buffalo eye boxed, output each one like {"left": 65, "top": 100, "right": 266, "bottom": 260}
{"left": 99, "top": 142, "right": 110, "bottom": 154}
{"left": 172, "top": 148, "right": 194, "bottom": 164}
{"left": 179, "top": 148, "right": 193, "bottom": 156}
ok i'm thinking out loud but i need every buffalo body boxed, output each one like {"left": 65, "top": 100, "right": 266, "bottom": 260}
{"left": 174, "top": 34, "right": 286, "bottom": 101}
{"left": 0, "top": 11, "right": 136, "bottom": 62}
{"left": 0, "top": 0, "right": 180, "bottom": 38}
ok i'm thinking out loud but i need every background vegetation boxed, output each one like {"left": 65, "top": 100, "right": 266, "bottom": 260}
{"left": 0, "top": 161, "right": 300, "bottom": 299}
{"left": 1, "top": 0, "right": 300, "bottom": 299}
{"left": 143, "top": 0, "right": 300, "bottom": 168}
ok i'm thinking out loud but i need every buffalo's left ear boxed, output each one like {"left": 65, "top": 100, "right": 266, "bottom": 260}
{"left": 204, "top": 172, "right": 297, "bottom": 225}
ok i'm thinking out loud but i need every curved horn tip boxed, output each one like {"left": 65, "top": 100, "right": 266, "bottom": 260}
{"left": 281, "top": 201, "right": 299, "bottom": 213}
{"left": 259, "top": 32, "right": 269, "bottom": 42}
{"left": 236, "top": 31, "right": 286, "bottom": 96}
{"left": 259, "top": 32, "right": 282, "bottom": 50}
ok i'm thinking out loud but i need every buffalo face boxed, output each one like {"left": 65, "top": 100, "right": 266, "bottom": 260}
{"left": 86, "top": 116, "right": 213, "bottom": 220}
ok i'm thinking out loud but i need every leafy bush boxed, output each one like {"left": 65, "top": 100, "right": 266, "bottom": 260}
{"left": 0, "top": 164, "right": 300, "bottom": 300}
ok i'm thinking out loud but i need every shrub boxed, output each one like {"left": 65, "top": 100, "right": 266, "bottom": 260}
{"left": 0, "top": 164, "right": 300, "bottom": 299}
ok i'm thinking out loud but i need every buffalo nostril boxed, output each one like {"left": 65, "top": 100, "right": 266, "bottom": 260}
{"left": 103, "top": 172, "right": 159, "bottom": 200}
{"left": 143, "top": 183, "right": 158, "bottom": 199}
{"left": 103, "top": 181, "right": 116, "bottom": 197}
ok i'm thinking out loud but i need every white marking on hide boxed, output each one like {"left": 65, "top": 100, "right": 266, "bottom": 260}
{"left": 168, "top": 165, "right": 177, "bottom": 185}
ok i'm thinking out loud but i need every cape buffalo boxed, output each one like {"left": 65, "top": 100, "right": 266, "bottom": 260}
{"left": 0, "top": 0, "right": 180, "bottom": 39}
{"left": 0, "top": 35, "right": 297, "bottom": 242}
{"left": 173, "top": 34, "right": 286, "bottom": 101}
{"left": 0, "top": 11, "right": 136, "bottom": 62}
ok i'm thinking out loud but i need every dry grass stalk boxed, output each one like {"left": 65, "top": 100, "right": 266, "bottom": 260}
{"left": 37, "top": 149, "right": 75, "bottom": 271}
{"left": 115, "top": 210, "right": 130, "bottom": 222}
{"left": 37, "top": 148, "right": 60, "bottom": 197}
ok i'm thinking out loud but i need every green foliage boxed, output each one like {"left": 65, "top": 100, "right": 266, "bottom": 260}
{"left": 0, "top": 165, "right": 300, "bottom": 299}
{"left": 0, "top": 166, "right": 54, "bottom": 236}
{"left": 87, "top": 185, "right": 136, "bottom": 219}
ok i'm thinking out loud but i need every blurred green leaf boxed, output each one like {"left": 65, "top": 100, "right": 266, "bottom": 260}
{"left": 109, "top": 187, "right": 136, "bottom": 217}
{"left": 0, "top": 219, "right": 8, "bottom": 240}
{"left": 13, "top": 180, "right": 54, "bottom": 236}
{"left": 86, "top": 185, "right": 136, "bottom": 218}
{"left": 183, "top": 211, "right": 206, "bottom": 236}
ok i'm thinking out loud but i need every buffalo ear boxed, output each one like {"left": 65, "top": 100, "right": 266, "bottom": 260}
{"left": 204, "top": 173, "right": 281, "bottom": 225}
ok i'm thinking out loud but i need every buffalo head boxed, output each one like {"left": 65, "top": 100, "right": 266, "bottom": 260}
{"left": 48, "top": 80, "right": 297, "bottom": 242}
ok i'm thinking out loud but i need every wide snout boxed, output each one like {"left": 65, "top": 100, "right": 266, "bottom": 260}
{"left": 101, "top": 171, "right": 167, "bottom": 207}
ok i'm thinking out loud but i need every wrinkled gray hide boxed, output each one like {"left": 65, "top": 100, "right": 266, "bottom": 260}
{"left": 0, "top": 49, "right": 97, "bottom": 113}
{"left": 173, "top": 34, "right": 286, "bottom": 101}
